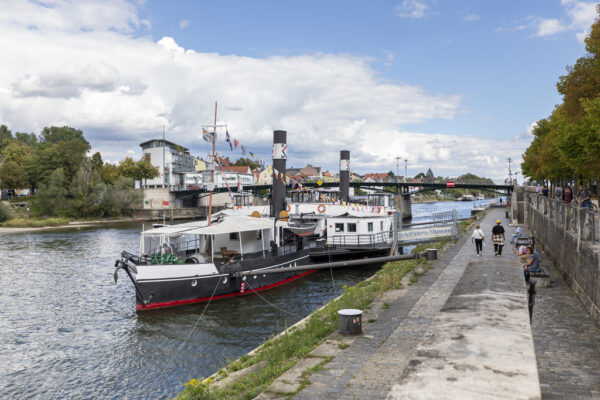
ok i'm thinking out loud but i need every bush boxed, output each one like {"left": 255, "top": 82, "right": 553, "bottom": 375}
{"left": 0, "top": 202, "right": 12, "bottom": 222}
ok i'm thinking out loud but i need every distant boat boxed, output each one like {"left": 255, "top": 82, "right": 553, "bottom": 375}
{"left": 457, "top": 194, "right": 476, "bottom": 201}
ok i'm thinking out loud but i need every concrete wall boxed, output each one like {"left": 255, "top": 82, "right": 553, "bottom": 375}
{"left": 142, "top": 188, "right": 177, "bottom": 209}
{"left": 526, "top": 193, "right": 600, "bottom": 326}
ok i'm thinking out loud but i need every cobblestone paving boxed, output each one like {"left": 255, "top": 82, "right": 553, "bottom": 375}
{"left": 530, "top": 241, "right": 600, "bottom": 399}
{"left": 293, "top": 209, "right": 509, "bottom": 400}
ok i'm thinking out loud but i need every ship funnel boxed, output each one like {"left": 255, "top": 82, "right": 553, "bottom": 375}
{"left": 271, "top": 130, "right": 287, "bottom": 218}
{"left": 339, "top": 150, "right": 350, "bottom": 203}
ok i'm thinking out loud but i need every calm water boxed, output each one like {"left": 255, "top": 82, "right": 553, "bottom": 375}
{"left": 0, "top": 199, "right": 498, "bottom": 399}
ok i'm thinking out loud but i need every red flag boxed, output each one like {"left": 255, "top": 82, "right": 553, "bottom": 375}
{"left": 234, "top": 139, "right": 239, "bottom": 149}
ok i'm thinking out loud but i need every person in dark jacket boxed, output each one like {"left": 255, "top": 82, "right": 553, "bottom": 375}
{"left": 492, "top": 219, "right": 505, "bottom": 256}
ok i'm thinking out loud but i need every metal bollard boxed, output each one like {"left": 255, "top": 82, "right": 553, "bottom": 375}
{"left": 425, "top": 249, "right": 438, "bottom": 261}
{"left": 528, "top": 279, "right": 537, "bottom": 323}
{"left": 338, "top": 309, "right": 362, "bottom": 335}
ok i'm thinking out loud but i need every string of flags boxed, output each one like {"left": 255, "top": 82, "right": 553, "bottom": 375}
{"left": 205, "top": 128, "right": 312, "bottom": 193}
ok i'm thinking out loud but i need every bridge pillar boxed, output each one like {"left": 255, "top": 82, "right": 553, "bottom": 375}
{"left": 394, "top": 193, "right": 412, "bottom": 220}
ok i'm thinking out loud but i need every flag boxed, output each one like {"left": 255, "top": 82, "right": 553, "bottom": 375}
{"left": 237, "top": 180, "right": 241, "bottom": 191}
{"left": 202, "top": 128, "right": 216, "bottom": 143}
{"left": 241, "top": 145, "right": 246, "bottom": 155}
{"left": 250, "top": 152, "right": 255, "bottom": 157}
{"left": 226, "top": 130, "right": 232, "bottom": 151}
{"left": 234, "top": 139, "right": 239, "bottom": 149}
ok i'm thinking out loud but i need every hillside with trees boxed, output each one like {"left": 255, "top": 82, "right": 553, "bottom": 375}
{"left": 0, "top": 125, "right": 158, "bottom": 219}
{"left": 521, "top": 6, "right": 600, "bottom": 194}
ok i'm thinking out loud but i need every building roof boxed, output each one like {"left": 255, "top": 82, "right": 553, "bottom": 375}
{"left": 222, "top": 166, "right": 252, "bottom": 174}
{"left": 364, "top": 173, "right": 389, "bottom": 180}
{"left": 139, "top": 139, "right": 189, "bottom": 152}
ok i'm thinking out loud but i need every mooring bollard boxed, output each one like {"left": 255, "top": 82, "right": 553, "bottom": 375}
{"left": 338, "top": 309, "right": 362, "bottom": 334}
{"left": 425, "top": 249, "right": 438, "bottom": 261}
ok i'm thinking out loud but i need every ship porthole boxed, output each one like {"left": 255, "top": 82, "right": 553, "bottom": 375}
{"left": 191, "top": 280, "right": 197, "bottom": 287}
{"left": 222, "top": 277, "right": 228, "bottom": 284}
{"left": 253, "top": 275, "right": 257, "bottom": 279}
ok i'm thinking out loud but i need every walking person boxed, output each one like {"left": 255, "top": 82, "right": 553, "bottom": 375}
{"left": 471, "top": 225, "right": 485, "bottom": 256}
{"left": 563, "top": 185, "right": 573, "bottom": 204}
{"left": 492, "top": 219, "right": 505, "bottom": 256}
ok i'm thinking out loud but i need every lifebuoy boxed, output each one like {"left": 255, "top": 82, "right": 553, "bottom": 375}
{"left": 318, "top": 204, "right": 326, "bottom": 213}
{"left": 287, "top": 204, "right": 291, "bottom": 212}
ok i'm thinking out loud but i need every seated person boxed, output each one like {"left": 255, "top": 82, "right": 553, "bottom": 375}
{"left": 510, "top": 226, "right": 522, "bottom": 243}
{"left": 512, "top": 243, "right": 528, "bottom": 263}
{"left": 523, "top": 246, "right": 541, "bottom": 281}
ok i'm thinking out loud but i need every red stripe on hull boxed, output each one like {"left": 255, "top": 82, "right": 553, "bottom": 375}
{"left": 136, "top": 269, "right": 317, "bottom": 311}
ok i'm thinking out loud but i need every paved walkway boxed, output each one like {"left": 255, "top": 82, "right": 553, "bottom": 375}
{"left": 256, "top": 208, "right": 600, "bottom": 399}
{"left": 529, "top": 230, "right": 600, "bottom": 399}
{"left": 288, "top": 209, "right": 538, "bottom": 399}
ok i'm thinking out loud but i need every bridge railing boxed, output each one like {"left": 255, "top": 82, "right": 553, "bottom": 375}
{"left": 528, "top": 195, "right": 599, "bottom": 244}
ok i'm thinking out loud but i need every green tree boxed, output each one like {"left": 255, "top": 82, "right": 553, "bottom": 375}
{"left": 137, "top": 154, "right": 160, "bottom": 186}
{"left": 117, "top": 157, "right": 140, "bottom": 180}
{"left": 0, "top": 125, "right": 13, "bottom": 153}
{"left": 0, "top": 161, "right": 27, "bottom": 190}
{"left": 234, "top": 157, "right": 260, "bottom": 170}
{"left": 15, "top": 132, "right": 38, "bottom": 149}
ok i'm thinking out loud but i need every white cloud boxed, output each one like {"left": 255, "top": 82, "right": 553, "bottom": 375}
{"left": 396, "top": 0, "right": 429, "bottom": 19}
{"left": 526, "top": 1, "right": 597, "bottom": 41}
{"left": 462, "top": 14, "right": 480, "bottom": 22}
{"left": 536, "top": 18, "right": 567, "bottom": 36}
{"left": 179, "top": 19, "right": 189, "bottom": 29}
{"left": 0, "top": 0, "right": 526, "bottom": 180}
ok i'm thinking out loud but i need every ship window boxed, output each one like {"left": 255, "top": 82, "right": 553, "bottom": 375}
{"left": 380, "top": 221, "right": 384, "bottom": 230}
{"left": 256, "top": 230, "right": 262, "bottom": 240}
{"left": 230, "top": 232, "right": 239, "bottom": 240}
{"left": 335, "top": 223, "right": 344, "bottom": 232}
{"left": 347, "top": 223, "right": 357, "bottom": 232}
{"left": 368, "top": 222, "right": 373, "bottom": 232}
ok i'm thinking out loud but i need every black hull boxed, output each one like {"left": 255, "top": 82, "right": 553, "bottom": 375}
{"left": 134, "top": 250, "right": 311, "bottom": 311}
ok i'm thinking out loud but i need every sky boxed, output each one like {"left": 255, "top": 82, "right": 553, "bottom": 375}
{"left": 0, "top": 0, "right": 597, "bottom": 181}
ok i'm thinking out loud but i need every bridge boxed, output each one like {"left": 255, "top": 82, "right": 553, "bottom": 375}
{"left": 174, "top": 181, "right": 514, "bottom": 197}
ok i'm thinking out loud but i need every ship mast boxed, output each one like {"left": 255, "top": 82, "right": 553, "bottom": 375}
{"left": 207, "top": 102, "right": 217, "bottom": 226}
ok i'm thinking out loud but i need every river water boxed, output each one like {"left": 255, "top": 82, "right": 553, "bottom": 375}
{"left": 0, "top": 199, "right": 498, "bottom": 399}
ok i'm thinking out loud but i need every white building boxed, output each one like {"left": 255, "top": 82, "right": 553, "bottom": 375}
{"left": 140, "top": 139, "right": 196, "bottom": 190}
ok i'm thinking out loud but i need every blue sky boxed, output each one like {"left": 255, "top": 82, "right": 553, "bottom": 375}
{"left": 0, "top": 0, "right": 597, "bottom": 180}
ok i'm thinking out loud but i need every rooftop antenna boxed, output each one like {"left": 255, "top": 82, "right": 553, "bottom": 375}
{"left": 507, "top": 157, "right": 513, "bottom": 184}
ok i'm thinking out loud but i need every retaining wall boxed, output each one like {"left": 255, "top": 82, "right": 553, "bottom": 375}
{"left": 526, "top": 193, "right": 600, "bottom": 326}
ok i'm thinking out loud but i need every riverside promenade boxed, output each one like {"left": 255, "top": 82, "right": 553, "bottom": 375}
{"left": 254, "top": 206, "right": 600, "bottom": 399}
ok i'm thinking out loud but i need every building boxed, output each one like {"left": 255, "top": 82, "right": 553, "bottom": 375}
{"left": 364, "top": 173, "right": 390, "bottom": 183}
{"left": 140, "top": 139, "right": 196, "bottom": 190}
{"left": 194, "top": 158, "right": 207, "bottom": 171}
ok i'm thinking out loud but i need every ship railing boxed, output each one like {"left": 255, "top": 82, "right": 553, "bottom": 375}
{"left": 328, "top": 232, "right": 391, "bottom": 247}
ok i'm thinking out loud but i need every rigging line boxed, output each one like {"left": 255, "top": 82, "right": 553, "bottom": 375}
{"left": 244, "top": 279, "right": 305, "bottom": 320}
{"left": 146, "top": 276, "right": 222, "bottom": 400}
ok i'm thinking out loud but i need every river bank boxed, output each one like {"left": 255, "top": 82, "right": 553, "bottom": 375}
{"left": 176, "top": 216, "right": 479, "bottom": 400}
{"left": 0, "top": 218, "right": 136, "bottom": 233}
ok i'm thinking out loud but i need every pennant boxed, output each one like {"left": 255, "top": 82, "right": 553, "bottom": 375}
{"left": 226, "top": 130, "right": 232, "bottom": 151}
{"left": 234, "top": 139, "right": 239, "bottom": 149}
{"left": 241, "top": 145, "right": 246, "bottom": 155}
{"left": 202, "top": 128, "right": 216, "bottom": 143}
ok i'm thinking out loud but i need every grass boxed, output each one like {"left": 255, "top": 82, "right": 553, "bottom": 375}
{"left": 0, "top": 217, "right": 71, "bottom": 228}
{"left": 176, "top": 216, "right": 480, "bottom": 400}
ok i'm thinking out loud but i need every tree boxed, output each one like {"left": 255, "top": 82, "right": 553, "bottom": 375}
{"left": 137, "top": 154, "right": 160, "bottom": 186}
{"left": 15, "top": 132, "right": 38, "bottom": 149}
{"left": 118, "top": 157, "right": 140, "bottom": 180}
{"left": 0, "top": 125, "right": 13, "bottom": 153}
{"left": 234, "top": 157, "right": 260, "bottom": 170}
{"left": 0, "top": 161, "right": 27, "bottom": 190}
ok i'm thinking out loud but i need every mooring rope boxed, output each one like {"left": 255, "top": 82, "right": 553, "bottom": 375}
{"left": 145, "top": 275, "right": 222, "bottom": 400}
{"left": 244, "top": 279, "right": 305, "bottom": 320}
